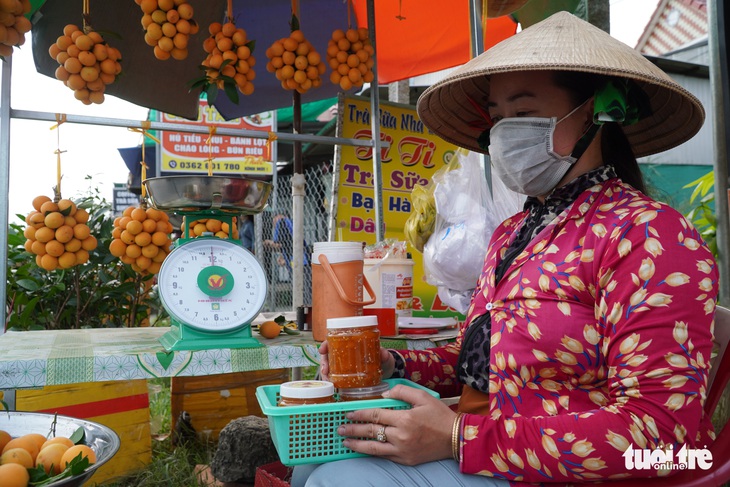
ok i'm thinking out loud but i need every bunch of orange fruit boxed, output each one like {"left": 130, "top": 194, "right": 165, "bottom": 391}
{"left": 201, "top": 21, "right": 256, "bottom": 95}
{"left": 109, "top": 206, "right": 172, "bottom": 275}
{"left": 326, "top": 28, "right": 374, "bottom": 91}
{"left": 136, "top": 0, "right": 199, "bottom": 61}
{"left": 265, "top": 30, "right": 326, "bottom": 94}
{"left": 0, "top": 430, "right": 96, "bottom": 487}
{"left": 48, "top": 24, "right": 122, "bottom": 105}
{"left": 0, "top": 0, "right": 31, "bottom": 58}
{"left": 24, "top": 196, "right": 97, "bottom": 271}
{"left": 184, "top": 217, "right": 239, "bottom": 240}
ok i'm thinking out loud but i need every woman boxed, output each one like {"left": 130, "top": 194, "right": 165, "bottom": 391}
{"left": 296, "top": 12, "right": 718, "bottom": 486}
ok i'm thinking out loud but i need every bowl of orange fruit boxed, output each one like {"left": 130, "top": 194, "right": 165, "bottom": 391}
{"left": 0, "top": 411, "right": 120, "bottom": 487}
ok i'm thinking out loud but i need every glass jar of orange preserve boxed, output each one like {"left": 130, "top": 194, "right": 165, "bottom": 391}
{"left": 339, "top": 382, "right": 390, "bottom": 402}
{"left": 326, "top": 315, "right": 382, "bottom": 389}
{"left": 278, "top": 380, "right": 335, "bottom": 407}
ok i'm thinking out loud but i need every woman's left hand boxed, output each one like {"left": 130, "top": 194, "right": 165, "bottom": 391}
{"left": 337, "top": 384, "right": 456, "bottom": 465}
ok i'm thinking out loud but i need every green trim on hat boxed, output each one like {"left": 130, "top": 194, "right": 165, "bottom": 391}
{"left": 594, "top": 79, "right": 652, "bottom": 126}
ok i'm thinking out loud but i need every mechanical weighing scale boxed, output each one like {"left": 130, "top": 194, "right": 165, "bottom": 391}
{"left": 143, "top": 175, "right": 273, "bottom": 351}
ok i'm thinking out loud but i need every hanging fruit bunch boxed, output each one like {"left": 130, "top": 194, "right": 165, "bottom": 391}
{"left": 48, "top": 23, "right": 122, "bottom": 105}
{"left": 265, "top": 16, "right": 326, "bottom": 95}
{"left": 109, "top": 205, "right": 172, "bottom": 275}
{"left": 183, "top": 217, "right": 239, "bottom": 240}
{"left": 24, "top": 195, "right": 97, "bottom": 271}
{"left": 0, "top": 0, "right": 32, "bottom": 58}
{"left": 326, "top": 27, "right": 374, "bottom": 91}
{"left": 136, "top": 0, "right": 199, "bottom": 61}
{"left": 200, "top": 20, "right": 256, "bottom": 96}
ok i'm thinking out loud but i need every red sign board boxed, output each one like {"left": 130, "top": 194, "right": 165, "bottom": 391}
{"left": 157, "top": 100, "right": 276, "bottom": 176}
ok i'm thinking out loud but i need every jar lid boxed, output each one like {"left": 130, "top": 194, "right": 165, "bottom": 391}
{"left": 326, "top": 315, "right": 378, "bottom": 329}
{"left": 338, "top": 382, "right": 390, "bottom": 399}
{"left": 280, "top": 380, "right": 335, "bottom": 399}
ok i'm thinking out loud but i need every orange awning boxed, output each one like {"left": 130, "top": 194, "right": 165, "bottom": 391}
{"left": 352, "top": 0, "right": 517, "bottom": 84}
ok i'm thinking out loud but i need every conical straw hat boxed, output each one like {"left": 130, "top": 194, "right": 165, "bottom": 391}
{"left": 416, "top": 11, "right": 705, "bottom": 158}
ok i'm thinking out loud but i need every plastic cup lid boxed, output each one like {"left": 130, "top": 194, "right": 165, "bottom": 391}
{"left": 280, "top": 380, "right": 335, "bottom": 399}
{"left": 326, "top": 315, "right": 378, "bottom": 329}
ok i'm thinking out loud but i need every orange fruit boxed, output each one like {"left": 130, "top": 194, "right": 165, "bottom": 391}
{"left": 45, "top": 240, "right": 65, "bottom": 258}
{"left": 142, "top": 218, "right": 157, "bottom": 233}
{"left": 40, "top": 254, "right": 59, "bottom": 271}
{"left": 73, "top": 223, "right": 91, "bottom": 240}
{"left": 20, "top": 434, "right": 47, "bottom": 454}
{"left": 0, "top": 448, "right": 34, "bottom": 468}
{"left": 64, "top": 215, "right": 77, "bottom": 227}
{"left": 135, "top": 255, "right": 152, "bottom": 270}
{"left": 32, "top": 195, "right": 51, "bottom": 212}
{"left": 35, "top": 443, "right": 69, "bottom": 475}
{"left": 64, "top": 239, "right": 82, "bottom": 252}
{"left": 40, "top": 201, "right": 59, "bottom": 214}
{"left": 120, "top": 230, "right": 136, "bottom": 245}
{"left": 109, "top": 239, "right": 127, "bottom": 257}
{"left": 125, "top": 244, "right": 142, "bottom": 259}
{"left": 0, "top": 462, "right": 30, "bottom": 487}
{"left": 75, "top": 249, "right": 90, "bottom": 265}
{"left": 33, "top": 227, "right": 55, "bottom": 244}
{"left": 73, "top": 208, "right": 89, "bottom": 223}
{"left": 141, "top": 244, "right": 160, "bottom": 259}
{"left": 134, "top": 232, "right": 152, "bottom": 247}
{"left": 151, "top": 231, "right": 169, "bottom": 247}
{"left": 60, "top": 444, "right": 96, "bottom": 468}
{"left": 31, "top": 240, "right": 47, "bottom": 256}
{"left": 58, "top": 252, "right": 77, "bottom": 269}
{"left": 28, "top": 212, "right": 46, "bottom": 228}
{"left": 81, "top": 235, "right": 97, "bottom": 251}
{"left": 44, "top": 211, "right": 65, "bottom": 230}
{"left": 258, "top": 320, "right": 281, "bottom": 339}
{"left": 54, "top": 225, "right": 74, "bottom": 243}
{"left": 0, "top": 432, "right": 10, "bottom": 453}
{"left": 41, "top": 437, "right": 74, "bottom": 450}
{"left": 126, "top": 219, "right": 143, "bottom": 235}
{"left": 23, "top": 226, "right": 36, "bottom": 240}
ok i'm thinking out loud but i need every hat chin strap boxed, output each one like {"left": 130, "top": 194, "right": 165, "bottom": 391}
{"left": 570, "top": 122, "right": 601, "bottom": 161}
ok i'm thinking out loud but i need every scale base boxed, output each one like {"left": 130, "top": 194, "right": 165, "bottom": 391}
{"left": 160, "top": 323, "right": 264, "bottom": 351}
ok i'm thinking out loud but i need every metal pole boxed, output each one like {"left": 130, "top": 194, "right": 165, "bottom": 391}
{"left": 367, "top": 0, "right": 384, "bottom": 242}
{"left": 1, "top": 55, "right": 12, "bottom": 333}
{"left": 292, "top": 90, "right": 305, "bottom": 312}
{"left": 1, "top": 55, "right": 15, "bottom": 409}
{"left": 469, "top": 0, "right": 492, "bottom": 194}
{"left": 708, "top": 0, "right": 730, "bottom": 305}
{"left": 9, "top": 108, "right": 382, "bottom": 149}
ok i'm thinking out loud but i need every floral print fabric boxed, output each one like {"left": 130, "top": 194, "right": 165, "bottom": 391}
{"left": 395, "top": 177, "right": 718, "bottom": 482}
{"left": 458, "top": 166, "right": 618, "bottom": 394}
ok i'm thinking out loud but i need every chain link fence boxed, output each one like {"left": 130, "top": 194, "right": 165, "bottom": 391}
{"left": 254, "top": 163, "right": 334, "bottom": 312}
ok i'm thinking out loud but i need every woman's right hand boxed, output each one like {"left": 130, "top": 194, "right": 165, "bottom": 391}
{"left": 318, "top": 341, "right": 396, "bottom": 381}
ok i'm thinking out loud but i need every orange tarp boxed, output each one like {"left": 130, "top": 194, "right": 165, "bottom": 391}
{"left": 352, "top": 0, "right": 517, "bottom": 84}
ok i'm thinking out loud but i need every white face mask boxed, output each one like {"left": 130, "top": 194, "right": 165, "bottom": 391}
{"left": 487, "top": 103, "right": 587, "bottom": 197}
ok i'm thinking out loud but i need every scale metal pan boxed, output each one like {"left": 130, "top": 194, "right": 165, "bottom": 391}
{"left": 143, "top": 175, "right": 272, "bottom": 214}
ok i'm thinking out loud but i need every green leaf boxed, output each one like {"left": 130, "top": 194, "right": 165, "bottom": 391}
{"left": 16, "top": 279, "right": 40, "bottom": 291}
{"left": 290, "top": 14, "right": 300, "bottom": 32}
{"left": 274, "top": 315, "right": 287, "bottom": 325}
{"left": 206, "top": 83, "right": 219, "bottom": 104}
{"left": 70, "top": 426, "right": 86, "bottom": 444}
{"left": 223, "top": 81, "right": 239, "bottom": 105}
{"left": 246, "top": 40, "right": 256, "bottom": 52}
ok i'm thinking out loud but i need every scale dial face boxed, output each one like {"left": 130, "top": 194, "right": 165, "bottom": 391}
{"left": 158, "top": 238, "right": 267, "bottom": 332}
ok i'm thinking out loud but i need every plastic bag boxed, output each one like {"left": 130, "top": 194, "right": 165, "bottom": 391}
{"left": 403, "top": 181, "right": 436, "bottom": 253}
{"left": 423, "top": 150, "right": 500, "bottom": 292}
{"left": 404, "top": 161, "right": 464, "bottom": 253}
{"left": 437, "top": 287, "right": 473, "bottom": 314}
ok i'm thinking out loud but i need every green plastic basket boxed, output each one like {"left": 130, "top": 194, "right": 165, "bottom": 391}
{"left": 255, "top": 378, "right": 440, "bottom": 466}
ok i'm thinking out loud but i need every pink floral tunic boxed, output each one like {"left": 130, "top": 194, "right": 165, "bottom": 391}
{"left": 396, "top": 178, "right": 718, "bottom": 482}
